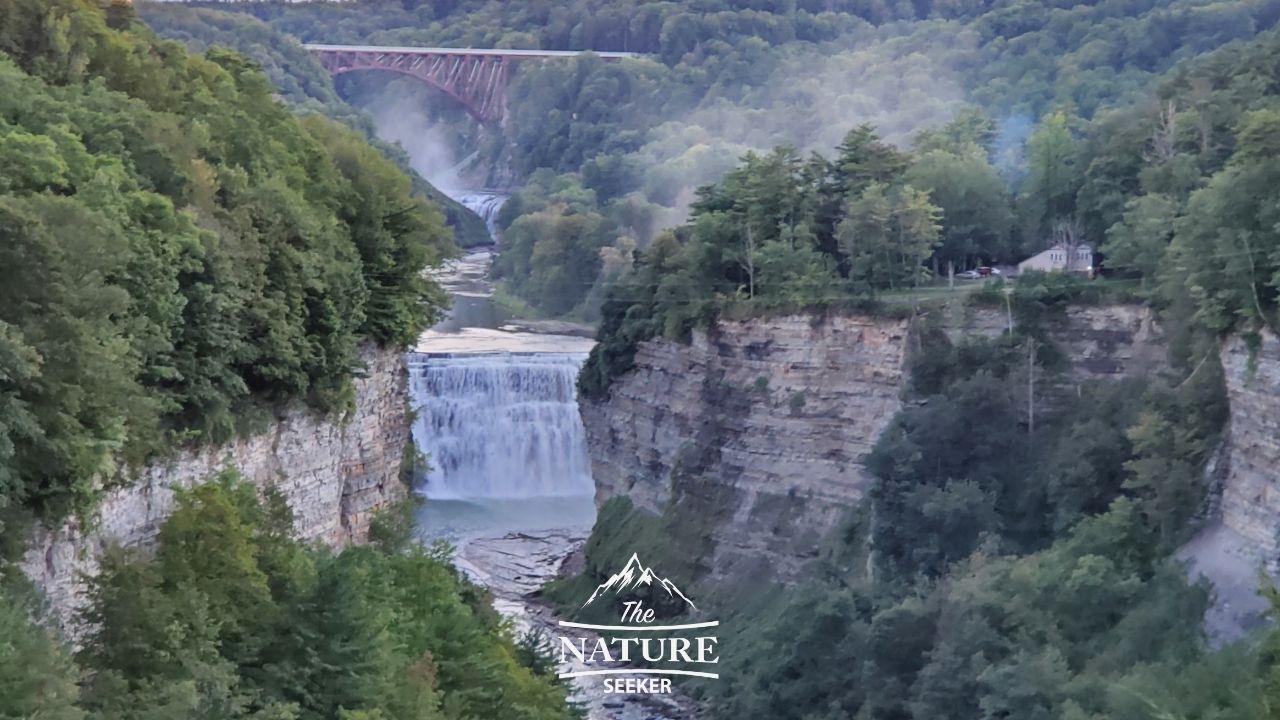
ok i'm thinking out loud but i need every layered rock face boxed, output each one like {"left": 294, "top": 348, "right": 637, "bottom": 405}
{"left": 943, "top": 303, "right": 1164, "bottom": 379}
{"left": 1220, "top": 331, "right": 1280, "bottom": 563}
{"left": 1051, "top": 304, "right": 1166, "bottom": 380}
{"left": 582, "top": 314, "right": 910, "bottom": 582}
{"left": 22, "top": 342, "right": 410, "bottom": 632}
{"left": 582, "top": 305, "right": 1164, "bottom": 583}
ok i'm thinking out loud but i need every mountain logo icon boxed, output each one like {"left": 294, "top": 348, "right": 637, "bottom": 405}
{"left": 582, "top": 553, "right": 698, "bottom": 611}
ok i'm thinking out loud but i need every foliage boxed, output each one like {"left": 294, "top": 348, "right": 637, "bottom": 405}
{"left": 544, "top": 497, "right": 707, "bottom": 624}
{"left": 0, "top": 578, "right": 83, "bottom": 720}
{"left": 0, "top": 0, "right": 450, "bottom": 522}
{"left": 138, "top": 3, "right": 492, "bottom": 248}
{"left": 1074, "top": 28, "right": 1280, "bottom": 333}
{"left": 588, "top": 323, "right": 1231, "bottom": 720}
{"left": 579, "top": 126, "right": 962, "bottom": 396}
{"left": 197, "top": 0, "right": 1280, "bottom": 320}
{"left": 0, "top": 473, "right": 579, "bottom": 720}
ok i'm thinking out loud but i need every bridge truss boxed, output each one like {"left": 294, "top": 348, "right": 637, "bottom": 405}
{"left": 305, "top": 45, "right": 640, "bottom": 124}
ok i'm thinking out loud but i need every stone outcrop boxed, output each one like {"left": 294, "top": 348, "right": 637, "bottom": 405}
{"left": 1049, "top": 305, "right": 1165, "bottom": 380}
{"left": 942, "top": 303, "right": 1165, "bottom": 379}
{"left": 1219, "top": 331, "right": 1280, "bottom": 563}
{"left": 21, "top": 343, "right": 410, "bottom": 633}
{"left": 1176, "top": 331, "right": 1280, "bottom": 645}
{"left": 582, "top": 305, "right": 1166, "bottom": 584}
{"left": 582, "top": 314, "right": 910, "bottom": 582}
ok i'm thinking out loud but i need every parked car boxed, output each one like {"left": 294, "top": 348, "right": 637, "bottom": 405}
{"left": 956, "top": 269, "right": 982, "bottom": 280}
{"left": 977, "top": 266, "right": 1001, "bottom": 277}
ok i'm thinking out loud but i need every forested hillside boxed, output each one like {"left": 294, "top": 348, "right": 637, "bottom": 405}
{"left": 202, "top": 0, "right": 1280, "bottom": 319}
{"left": 581, "top": 19, "right": 1280, "bottom": 393}
{"left": 562, "top": 19, "right": 1280, "bottom": 720}
{"left": 139, "top": 4, "right": 492, "bottom": 247}
{"left": 0, "top": 4, "right": 578, "bottom": 718}
{"left": 0, "top": 0, "right": 449, "bottom": 526}
{"left": 1, "top": 474, "right": 578, "bottom": 720}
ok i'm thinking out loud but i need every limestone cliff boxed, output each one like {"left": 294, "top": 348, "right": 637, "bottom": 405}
{"left": 1176, "top": 331, "right": 1280, "bottom": 644}
{"left": 582, "top": 305, "right": 1164, "bottom": 583}
{"left": 1219, "top": 331, "right": 1280, "bottom": 562}
{"left": 583, "top": 314, "right": 909, "bottom": 582}
{"left": 22, "top": 342, "right": 410, "bottom": 632}
{"left": 942, "top": 303, "right": 1165, "bottom": 379}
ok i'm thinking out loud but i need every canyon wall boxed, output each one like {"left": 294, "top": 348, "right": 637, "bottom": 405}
{"left": 583, "top": 314, "right": 909, "bottom": 582}
{"left": 1174, "top": 331, "right": 1280, "bottom": 644}
{"left": 941, "top": 303, "right": 1165, "bottom": 379}
{"left": 1219, "top": 331, "right": 1280, "bottom": 563}
{"left": 582, "top": 305, "right": 1163, "bottom": 583}
{"left": 22, "top": 342, "right": 410, "bottom": 633}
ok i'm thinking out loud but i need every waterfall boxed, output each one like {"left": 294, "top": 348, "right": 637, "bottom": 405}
{"left": 408, "top": 352, "right": 594, "bottom": 499}
{"left": 455, "top": 192, "right": 508, "bottom": 239}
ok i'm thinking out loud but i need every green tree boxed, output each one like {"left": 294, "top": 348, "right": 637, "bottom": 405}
{"left": 1102, "top": 194, "right": 1179, "bottom": 291}
{"left": 0, "top": 585, "right": 83, "bottom": 720}
{"left": 906, "top": 147, "right": 1011, "bottom": 269}
{"left": 1020, "top": 111, "right": 1080, "bottom": 243}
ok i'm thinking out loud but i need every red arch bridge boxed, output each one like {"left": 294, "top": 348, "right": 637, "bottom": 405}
{"left": 304, "top": 44, "right": 642, "bottom": 124}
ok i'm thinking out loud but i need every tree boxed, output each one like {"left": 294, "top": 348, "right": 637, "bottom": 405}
{"left": 906, "top": 147, "right": 1012, "bottom": 268}
{"left": 913, "top": 106, "right": 998, "bottom": 155}
{"left": 892, "top": 185, "right": 943, "bottom": 287}
{"left": 1171, "top": 110, "right": 1280, "bottom": 333}
{"left": 839, "top": 182, "right": 894, "bottom": 291}
{"left": 834, "top": 124, "right": 909, "bottom": 198}
{"left": 1123, "top": 412, "right": 1201, "bottom": 548}
{"left": 0, "top": 585, "right": 83, "bottom": 720}
{"left": 1020, "top": 111, "right": 1080, "bottom": 244}
{"left": 1102, "top": 194, "right": 1179, "bottom": 289}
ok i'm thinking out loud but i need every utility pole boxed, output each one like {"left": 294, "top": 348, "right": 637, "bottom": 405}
{"left": 1027, "top": 337, "right": 1037, "bottom": 434}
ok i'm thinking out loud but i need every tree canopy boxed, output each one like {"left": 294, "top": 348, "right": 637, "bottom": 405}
{"left": 0, "top": 0, "right": 451, "bottom": 522}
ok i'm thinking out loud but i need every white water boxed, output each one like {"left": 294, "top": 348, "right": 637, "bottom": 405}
{"left": 454, "top": 191, "right": 507, "bottom": 238}
{"left": 409, "top": 351, "right": 595, "bottom": 499}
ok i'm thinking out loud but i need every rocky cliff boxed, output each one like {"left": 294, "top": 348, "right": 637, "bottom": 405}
{"left": 941, "top": 303, "right": 1165, "bottom": 379}
{"left": 22, "top": 342, "right": 410, "bottom": 632}
{"left": 1176, "top": 331, "right": 1280, "bottom": 644}
{"left": 583, "top": 314, "right": 909, "bottom": 582}
{"left": 1219, "top": 331, "right": 1280, "bottom": 562}
{"left": 582, "top": 305, "right": 1164, "bottom": 583}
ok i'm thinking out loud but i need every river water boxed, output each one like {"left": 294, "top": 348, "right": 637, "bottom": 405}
{"left": 410, "top": 238, "right": 696, "bottom": 719}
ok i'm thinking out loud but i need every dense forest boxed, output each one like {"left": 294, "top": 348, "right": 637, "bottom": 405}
{"left": 559, "top": 16, "right": 1280, "bottom": 720}
{"left": 582, "top": 16, "right": 1280, "bottom": 392}
{"left": 5, "top": 0, "right": 1280, "bottom": 719}
{"left": 1, "top": 473, "right": 578, "bottom": 720}
{"left": 137, "top": 3, "right": 493, "bottom": 247}
{"left": 0, "top": 0, "right": 451, "bottom": 528}
{"left": 0, "top": 4, "right": 578, "bottom": 718}
{"left": 185, "top": 0, "right": 1280, "bottom": 320}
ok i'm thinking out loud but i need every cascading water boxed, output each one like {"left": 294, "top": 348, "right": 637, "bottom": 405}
{"left": 455, "top": 191, "right": 507, "bottom": 238}
{"left": 409, "top": 351, "right": 595, "bottom": 499}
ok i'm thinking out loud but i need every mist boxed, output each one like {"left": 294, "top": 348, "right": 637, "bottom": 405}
{"left": 622, "top": 20, "right": 976, "bottom": 233}
{"left": 369, "top": 95, "right": 465, "bottom": 191}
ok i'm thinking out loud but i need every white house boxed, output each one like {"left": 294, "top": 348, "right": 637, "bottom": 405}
{"left": 1017, "top": 243, "right": 1094, "bottom": 275}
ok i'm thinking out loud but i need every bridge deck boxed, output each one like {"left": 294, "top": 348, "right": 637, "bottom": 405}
{"left": 303, "top": 44, "right": 642, "bottom": 60}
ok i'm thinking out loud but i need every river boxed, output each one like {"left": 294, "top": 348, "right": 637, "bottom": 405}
{"left": 410, "top": 238, "right": 696, "bottom": 719}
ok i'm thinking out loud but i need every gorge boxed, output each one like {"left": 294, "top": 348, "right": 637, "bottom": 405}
{"left": 582, "top": 305, "right": 1171, "bottom": 583}
{"left": 12, "top": 2, "right": 1280, "bottom": 719}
